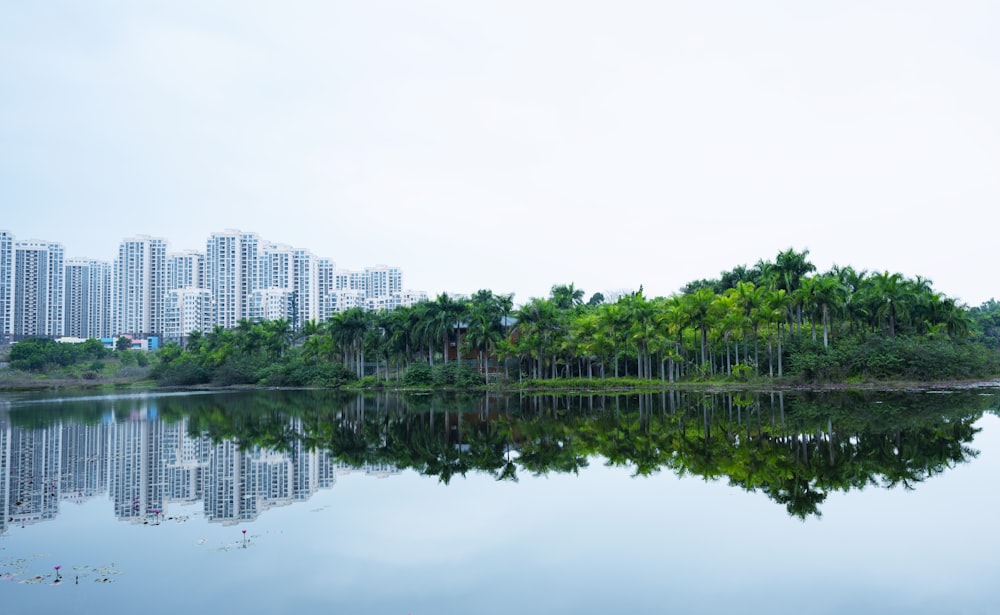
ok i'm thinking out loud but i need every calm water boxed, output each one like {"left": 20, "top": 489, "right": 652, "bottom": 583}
{"left": 1, "top": 387, "right": 999, "bottom": 614}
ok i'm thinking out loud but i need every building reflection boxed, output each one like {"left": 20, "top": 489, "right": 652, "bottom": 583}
{"left": 0, "top": 410, "right": 398, "bottom": 534}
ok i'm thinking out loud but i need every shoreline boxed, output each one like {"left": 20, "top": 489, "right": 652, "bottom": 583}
{"left": 3, "top": 376, "right": 1000, "bottom": 395}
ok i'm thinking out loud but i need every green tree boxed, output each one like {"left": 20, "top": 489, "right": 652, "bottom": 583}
{"left": 550, "top": 283, "right": 585, "bottom": 310}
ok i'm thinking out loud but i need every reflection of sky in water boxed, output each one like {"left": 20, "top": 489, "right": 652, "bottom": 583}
{"left": 3, "top": 414, "right": 999, "bottom": 615}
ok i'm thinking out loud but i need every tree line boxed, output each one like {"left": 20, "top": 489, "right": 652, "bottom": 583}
{"left": 143, "top": 248, "right": 1000, "bottom": 387}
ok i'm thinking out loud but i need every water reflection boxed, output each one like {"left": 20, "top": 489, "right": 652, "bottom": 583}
{"left": 1, "top": 388, "right": 996, "bottom": 531}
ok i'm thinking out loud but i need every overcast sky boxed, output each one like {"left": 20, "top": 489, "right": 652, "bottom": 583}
{"left": 2, "top": 1, "right": 997, "bottom": 306}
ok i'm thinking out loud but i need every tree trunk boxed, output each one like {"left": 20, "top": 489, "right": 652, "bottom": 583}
{"left": 822, "top": 305, "right": 829, "bottom": 348}
{"left": 777, "top": 325, "right": 784, "bottom": 377}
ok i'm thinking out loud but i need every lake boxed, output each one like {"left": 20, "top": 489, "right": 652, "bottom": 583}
{"left": 1, "top": 387, "right": 999, "bottom": 614}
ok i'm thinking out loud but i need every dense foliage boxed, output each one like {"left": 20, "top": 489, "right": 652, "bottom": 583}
{"left": 969, "top": 299, "right": 1000, "bottom": 349}
{"left": 156, "top": 249, "right": 999, "bottom": 386}
{"left": 9, "top": 337, "right": 108, "bottom": 371}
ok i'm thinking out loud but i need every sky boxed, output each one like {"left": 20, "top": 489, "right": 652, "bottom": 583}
{"left": 1, "top": 1, "right": 998, "bottom": 307}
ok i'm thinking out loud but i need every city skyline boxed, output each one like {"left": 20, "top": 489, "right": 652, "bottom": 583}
{"left": 0, "top": 226, "right": 422, "bottom": 342}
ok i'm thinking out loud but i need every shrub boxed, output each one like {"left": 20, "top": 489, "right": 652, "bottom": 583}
{"left": 256, "top": 358, "right": 355, "bottom": 387}
{"left": 357, "top": 375, "right": 378, "bottom": 388}
{"left": 10, "top": 337, "right": 112, "bottom": 372}
{"left": 403, "top": 363, "right": 434, "bottom": 386}
{"left": 731, "top": 363, "right": 753, "bottom": 381}
{"left": 432, "top": 362, "right": 480, "bottom": 387}
{"left": 212, "top": 355, "right": 268, "bottom": 385}
{"left": 784, "top": 333, "right": 1000, "bottom": 382}
{"left": 150, "top": 354, "right": 210, "bottom": 385}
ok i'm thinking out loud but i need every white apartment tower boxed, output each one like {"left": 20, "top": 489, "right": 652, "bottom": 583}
{"left": 333, "top": 269, "right": 366, "bottom": 293}
{"left": 293, "top": 249, "right": 318, "bottom": 326}
{"left": 316, "top": 258, "right": 336, "bottom": 322}
{"left": 163, "top": 288, "right": 212, "bottom": 346}
{"left": 167, "top": 251, "right": 204, "bottom": 290}
{"left": 64, "top": 258, "right": 112, "bottom": 339}
{"left": 400, "top": 289, "right": 429, "bottom": 307}
{"left": 262, "top": 243, "right": 295, "bottom": 290}
{"left": 205, "top": 230, "right": 261, "bottom": 329}
{"left": 0, "top": 230, "right": 13, "bottom": 341}
{"left": 364, "top": 265, "right": 403, "bottom": 300}
{"left": 113, "top": 236, "right": 167, "bottom": 338}
{"left": 12, "top": 239, "right": 64, "bottom": 338}
{"left": 323, "top": 289, "right": 366, "bottom": 315}
{"left": 249, "top": 288, "right": 295, "bottom": 323}
{"left": 259, "top": 244, "right": 318, "bottom": 328}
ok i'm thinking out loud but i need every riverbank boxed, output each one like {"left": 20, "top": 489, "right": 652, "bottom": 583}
{"left": 3, "top": 371, "right": 999, "bottom": 395}
{"left": 0, "top": 374, "right": 157, "bottom": 392}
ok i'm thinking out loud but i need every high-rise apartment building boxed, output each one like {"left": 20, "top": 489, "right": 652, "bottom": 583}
{"left": 0, "top": 231, "right": 13, "bottom": 341}
{"left": 332, "top": 269, "right": 366, "bottom": 293}
{"left": 292, "top": 249, "right": 318, "bottom": 326}
{"left": 323, "top": 289, "right": 367, "bottom": 315}
{"left": 163, "top": 288, "right": 212, "bottom": 346}
{"left": 112, "top": 236, "right": 167, "bottom": 338}
{"left": 64, "top": 258, "right": 112, "bottom": 339}
{"left": 249, "top": 288, "right": 295, "bottom": 323}
{"left": 316, "top": 258, "right": 337, "bottom": 322}
{"left": 167, "top": 250, "right": 204, "bottom": 290}
{"left": 261, "top": 243, "right": 295, "bottom": 290}
{"left": 364, "top": 265, "right": 403, "bottom": 300}
{"left": 205, "top": 230, "right": 261, "bottom": 329}
{"left": 12, "top": 239, "right": 64, "bottom": 338}
{"left": 400, "top": 289, "right": 429, "bottom": 307}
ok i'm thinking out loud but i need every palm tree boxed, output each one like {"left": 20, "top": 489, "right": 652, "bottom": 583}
{"left": 463, "top": 290, "right": 505, "bottom": 382}
{"left": 682, "top": 287, "right": 717, "bottom": 369}
{"left": 728, "top": 281, "right": 764, "bottom": 368}
{"left": 382, "top": 307, "right": 415, "bottom": 377}
{"left": 263, "top": 318, "right": 293, "bottom": 359}
{"left": 328, "top": 307, "right": 370, "bottom": 377}
{"left": 810, "top": 274, "right": 847, "bottom": 348}
{"left": 918, "top": 293, "right": 971, "bottom": 339}
{"left": 596, "top": 301, "right": 630, "bottom": 377}
{"left": 569, "top": 311, "right": 605, "bottom": 379}
{"left": 514, "top": 298, "right": 560, "bottom": 379}
{"left": 763, "top": 289, "right": 790, "bottom": 377}
{"left": 426, "top": 293, "right": 467, "bottom": 364}
{"left": 623, "top": 290, "right": 656, "bottom": 379}
{"left": 550, "top": 283, "right": 585, "bottom": 310}
{"left": 711, "top": 293, "right": 742, "bottom": 375}
{"left": 868, "top": 271, "right": 908, "bottom": 337}
{"left": 234, "top": 318, "right": 264, "bottom": 356}
{"left": 301, "top": 320, "right": 334, "bottom": 364}
{"left": 771, "top": 248, "right": 816, "bottom": 333}
{"left": 659, "top": 295, "right": 690, "bottom": 382}
{"left": 831, "top": 264, "right": 869, "bottom": 335}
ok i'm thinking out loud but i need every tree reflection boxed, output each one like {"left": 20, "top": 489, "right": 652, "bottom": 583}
{"left": 15, "top": 388, "right": 993, "bottom": 519}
